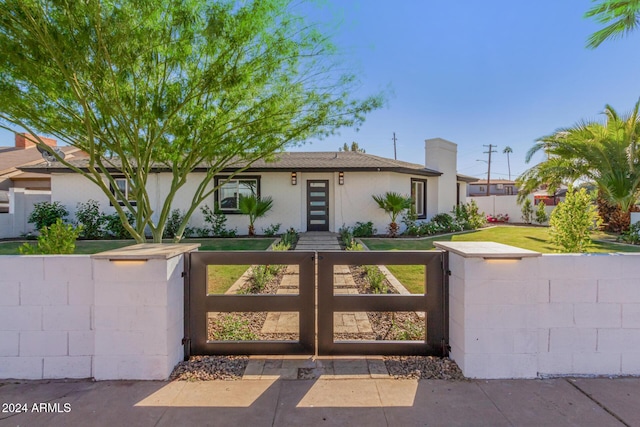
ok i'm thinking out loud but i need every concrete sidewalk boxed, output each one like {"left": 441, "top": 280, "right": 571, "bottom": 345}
{"left": 1, "top": 376, "right": 638, "bottom": 426}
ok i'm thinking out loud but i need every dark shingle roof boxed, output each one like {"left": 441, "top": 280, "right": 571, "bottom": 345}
{"left": 20, "top": 151, "right": 444, "bottom": 177}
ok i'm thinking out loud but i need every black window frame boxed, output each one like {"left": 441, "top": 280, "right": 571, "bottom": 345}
{"left": 109, "top": 176, "right": 136, "bottom": 207}
{"left": 411, "top": 178, "right": 427, "bottom": 220}
{"left": 214, "top": 175, "right": 261, "bottom": 214}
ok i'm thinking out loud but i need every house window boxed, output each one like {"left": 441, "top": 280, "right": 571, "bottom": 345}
{"left": 411, "top": 179, "right": 427, "bottom": 219}
{"left": 506, "top": 186, "right": 514, "bottom": 195}
{"left": 215, "top": 176, "right": 260, "bottom": 212}
{"left": 479, "top": 186, "right": 485, "bottom": 193}
{"left": 110, "top": 177, "right": 136, "bottom": 206}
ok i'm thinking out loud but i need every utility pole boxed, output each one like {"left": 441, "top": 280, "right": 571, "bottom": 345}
{"left": 483, "top": 144, "right": 497, "bottom": 196}
{"left": 392, "top": 132, "right": 397, "bottom": 160}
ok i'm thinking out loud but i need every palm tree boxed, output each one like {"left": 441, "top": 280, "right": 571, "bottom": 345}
{"left": 238, "top": 194, "right": 274, "bottom": 236}
{"left": 503, "top": 146, "right": 513, "bottom": 180}
{"left": 585, "top": 0, "right": 640, "bottom": 48}
{"left": 517, "top": 100, "right": 640, "bottom": 222}
{"left": 372, "top": 192, "right": 412, "bottom": 237}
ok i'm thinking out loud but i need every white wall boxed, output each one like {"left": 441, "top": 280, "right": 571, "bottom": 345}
{"left": 438, "top": 241, "right": 640, "bottom": 378}
{"left": 469, "top": 194, "right": 553, "bottom": 223}
{"left": 0, "top": 246, "right": 190, "bottom": 380}
{"left": 0, "top": 188, "right": 50, "bottom": 238}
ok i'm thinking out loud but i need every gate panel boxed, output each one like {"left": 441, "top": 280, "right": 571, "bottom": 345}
{"left": 317, "top": 250, "right": 448, "bottom": 356}
{"left": 186, "top": 251, "right": 315, "bottom": 356}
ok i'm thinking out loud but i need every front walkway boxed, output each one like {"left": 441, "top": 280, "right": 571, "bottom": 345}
{"left": 293, "top": 231, "right": 341, "bottom": 251}
{"left": 1, "top": 377, "right": 638, "bottom": 426}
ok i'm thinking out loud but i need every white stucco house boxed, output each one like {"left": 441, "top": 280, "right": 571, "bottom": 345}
{"left": 20, "top": 138, "right": 475, "bottom": 234}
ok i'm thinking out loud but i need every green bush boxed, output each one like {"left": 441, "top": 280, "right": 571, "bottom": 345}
{"left": 19, "top": 219, "right": 82, "bottom": 254}
{"left": 28, "top": 201, "right": 69, "bottom": 230}
{"left": 452, "top": 201, "right": 486, "bottom": 230}
{"left": 401, "top": 207, "right": 419, "bottom": 236}
{"left": 364, "top": 265, "right": 387, "bottom": 294}
{"left": 280, "top": 227, "right": 298, "bottom": 247}
{"left": 431, "top": 213, "right": 454, "bottom": 230}
{"left": 392, "top": 319, "right": 423, "bottom": 340}
{"left": 549, "top": 188, "right": 602, "bottom": 253}
{"left": 75, "top": 200, "right": 106, "bottom": 239}
{"left": 164, "top": 209, "right": 193, "bottom": 239}
{"left": 339, "top": 224, "right": 354, "bottom": 247}
{"left": 246, "top": 265, "right": 273, "bottom": 292}
{"left": 211, "top": 315, "right": 257, "bottom": 341}
{"left": 619, "top": 221, "right": 640, "bottom": 245}
{"left": 104, "top": 212, "right": 135, "bottom": 239}
{"left": 262, "top": 223, "right": 281, "bottom": 237}
{"left": 346, "top": 241, "right": 363, "bottom": 251}
{"left": 352, "top": 221, "right": 376, "bottom": 237}
{"left": 201, "top": 204, "right": 236, "bottom": 237}
{"left": 521, "top": 199, "right": 534, "bottom": 224}
{"left": 535, "top": 200, "right": 548, "bottom": 224}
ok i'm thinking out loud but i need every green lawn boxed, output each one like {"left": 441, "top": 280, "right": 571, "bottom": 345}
{"left": 0, "top": 237, "right": 275, "bottom": 255}
{"left": 364, "top": 226, "right": 640, "bottom": 294}
{"left": 362, "top": 226, "right": 640, "bottom": 253}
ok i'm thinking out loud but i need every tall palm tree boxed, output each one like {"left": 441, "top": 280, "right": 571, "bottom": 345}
{"left": 585, "top": 0, "right": 640, "bottom": 48}
{"left": 517, "top": 100, "right": 640, "bottom": 217}
{"left": 503, "top": 146, "right": 513, "bottom": 180}
{"left": 372, "top": 192, "right": 412, "bottom": 237}
{"left": 238, "top": 194, "right": 274, "bottom": 236}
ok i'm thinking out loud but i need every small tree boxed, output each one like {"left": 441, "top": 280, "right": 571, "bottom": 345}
{"left": 535, "top": 200, "right": 548, "bottom": 224}
{"left": 549, "top": 188, "right": 602, "bottom": 253}
{"left": 521, "top": 199, "right": 534, "bottom": 224}
{"left": 372, "top": 192, "right": 412, "bottom": 237}
{"left": 238, "top": 195, "right": 274, "bottom": 236}
{"left": 75, "top": 200, "right": 106, "bottom": 239}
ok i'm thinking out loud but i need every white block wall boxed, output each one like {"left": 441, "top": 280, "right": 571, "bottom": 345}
{"left": 446, "top": 246, "right": 640, "bottom": 378}
{"left": 0, "top": 251, "right": 187, "bottom": 380}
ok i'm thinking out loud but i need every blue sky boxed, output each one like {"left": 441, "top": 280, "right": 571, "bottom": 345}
{"left": 2, "top": 1, "right": 639, "bottom": 181}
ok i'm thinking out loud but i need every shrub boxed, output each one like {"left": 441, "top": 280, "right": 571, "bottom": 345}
{"left": 364, "top": 265, "right": 387, "bottom": 294}
{"left": 401, "top": 208, "right": 420, "bottom": 236}
{"left": 535, "top": 200, "right": 548, "bottom": 224}
{"left": 245, "top": 265, "right": 273, "bottom": 293}
{"left": 271, "top": 241, "right": 290, "bottom": 251}
{"left": 521, "top": 199, "right": 534, "bottom": 224}
{"left": 346, "top": 241, "right": 363, "bottom": 251}
{"left": 549, "top": 187, "right": 602, "bottom": 253}
{"left": 280, "top": 228, "right": 298, "bottom": 247}
{"left": 339, "top": 224, "right": 353, "bottom": 246}
{"left": 431, "top": 213, "right": 454, "bottom": 230}
{"left": 619, "top": 222, "right": 640, "bottom": 245}
{"left": 392, "top": 318, "right": 423, "bottom": 340}
{"left": 193, "top": 227, "right": 212, "bottom": 237}
{"left": 28, "top": 201, "right": 69, "bottom": 230}
{"left": 352, "top": 221, "right": 376, "bottom": 237}
{"left": 75, "top": 200, "right": 106, "bottom": 239}
{"left": 262, "top": 223, "right": 281, "bottom": 237}
{"left": 201, "top": 204, "right": 235, "bottom": 237}
{"left": 372, "top": 192, "right": 412, "bottom": 237}
{"left": 19, "top": 219, "right": 82, "bottom": 254}
{"left": 164, "top": 209, "right": 193, "bottom": 239}
{"left": 104, "top": 212, "right": 135, "bottom": 239}
{"left": 452, "top": 201, "right": 486, "bottom": 230}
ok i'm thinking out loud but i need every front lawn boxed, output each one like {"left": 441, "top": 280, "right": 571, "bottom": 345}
{"left": 361, "top": 226, "right": 640, "bottom": 253}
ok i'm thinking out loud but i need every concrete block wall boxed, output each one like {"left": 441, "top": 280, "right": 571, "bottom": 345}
{"left": 0, "top": 244, "right": 194, "bottom": 380}
{"left": 439, "top": 242, "right": 640, "bottom": 379}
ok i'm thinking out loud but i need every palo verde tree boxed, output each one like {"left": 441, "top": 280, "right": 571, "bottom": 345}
{"left": 0, "top": 0, "right": 382, "bottom": 242}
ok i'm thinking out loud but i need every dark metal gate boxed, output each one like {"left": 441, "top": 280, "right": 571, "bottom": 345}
{"left": 184, "top": 250, "right": 448, "bottom": 358}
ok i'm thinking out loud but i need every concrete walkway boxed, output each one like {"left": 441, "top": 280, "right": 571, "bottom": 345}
{"left": 1, "top": 376, "right": 638, "bottom": 426}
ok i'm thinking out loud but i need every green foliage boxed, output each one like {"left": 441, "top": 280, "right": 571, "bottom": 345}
{"left": 201, "top": 204, "right": 236, "bottom": 237}
{"left": 549, "top": 188, "right": 602, "bottom": 253}
{"left": 339, "top": 141, "right": 365, "bottom": 153}
{"left": 19, "top": 219, "right": 81, "bottom": 254}
{"left": 401, "top": 206, "right": 419, "bottom": 236}
{"left": 242, "top": 265, "right": 273, "bottom": 293}
{"left": 346, "top": 241, "right": 364, "bottom": 251}
{"left": 585, "top": 0, "right": 640, "bottom": 48}
{"left": 0, "top": 0, "right": 382, "bottom": 243}
{"left": 280, "top": 228, "right": 298, "bottom": 247}
{"left": 75, "top": 200, "right": 106, "bottom": 239}
{"left": 104, "top": 212, "right": 135, "bottom": 239}
{"left": 619, "top": 221, "right": 640, "bottom": 244}
{"left": 271, "top": 242, "right": 290, "bottom": 251}
{"left": 164, "top": 209, "right": 193, "bottom": 240}
{"left": 28, "top": 201, "right": 69, "bottom": 230}
{"left": 392, "top": 318, "right": 424, "bottom": 341}
{"left": 238, "top": 195, "right": 274, "bottom": 236}
{"left": 452, "top": 201, "right": 486, "bottom": 230}
{"left": 517, "top": 100, "right": 640, "bottom": 214}
{"left": 372, "top": 192, "right": 412, "bottom": 237}
{"left": 339, "top": 224, "right": 354, "bottom": 246}
{"left": 535, "top": 200, "right": 549, "bottom": 224}
{"left": 211, "top": 315, "right": 257, "bottom": 341}
{"left": 262, "top": 223, "right": 281, "bottom": 237}
{"left": 431, "top": 213, "right": 455, "bottom": 230}
{"left": 352, "top": 221, "right": 376, "bottom": 237}
{"left": 364, "top": 265, "right": 387, "bottom": 294}
{"left": 521, "top": 199, "right": 534, "bottom": 224}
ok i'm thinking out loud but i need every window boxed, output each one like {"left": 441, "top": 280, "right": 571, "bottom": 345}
{"left": 506, "top": 186, "right": 514, "bottom": 195}
{"left": 110, "top": 177, "right": 136, "bottom": 206}
{"left": 411, "top": 179, "right": 427, "bottom": 219}
{"left": 479, "top": 186, "right": 485, "bottom": 193}
{"left": 215, "top": 176, "right": 260, "bottom": 212}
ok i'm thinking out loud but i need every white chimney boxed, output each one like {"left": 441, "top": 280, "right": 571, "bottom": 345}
{"left": 425, "top": 138, "right": 458, "bottom": 214}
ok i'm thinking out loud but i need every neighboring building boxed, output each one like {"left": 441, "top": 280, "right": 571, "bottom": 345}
{"left": 532, "top": 187, "right": 568, "bottom": 206}
{"left": 467, "top": 179, "right": 518, "bottom": 197}
{"left": 20, "top": 138, "right": 476, "bottom": 234}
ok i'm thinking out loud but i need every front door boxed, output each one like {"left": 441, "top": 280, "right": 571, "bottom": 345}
{"left": 307, "top": 180, "right": 329, "bottom": 231}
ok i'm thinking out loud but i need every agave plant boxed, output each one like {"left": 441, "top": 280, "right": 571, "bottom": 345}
{"left": 238, "top": 194, "right": 274, "bottom": 236}
{"left": 372, "top": 192, "right": 412, "bottom": 237}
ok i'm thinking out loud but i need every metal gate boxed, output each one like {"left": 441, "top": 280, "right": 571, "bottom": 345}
{"left": 184, "top": 250, "right": 448, "bottom": 358}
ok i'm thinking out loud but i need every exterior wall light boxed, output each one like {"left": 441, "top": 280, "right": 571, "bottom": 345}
{"left": 338, "top": 171, "right": 344, "bottom": 185}
{"left": 291, "top": 172, "right": 297, "bottom": 185}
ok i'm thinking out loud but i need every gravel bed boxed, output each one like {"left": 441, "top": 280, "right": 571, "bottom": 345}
{"left": 170, "top": 356, "right": 248, "bottom": 381}
{"left": 384, "top": 356, "right": 466, "bottom": 380}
